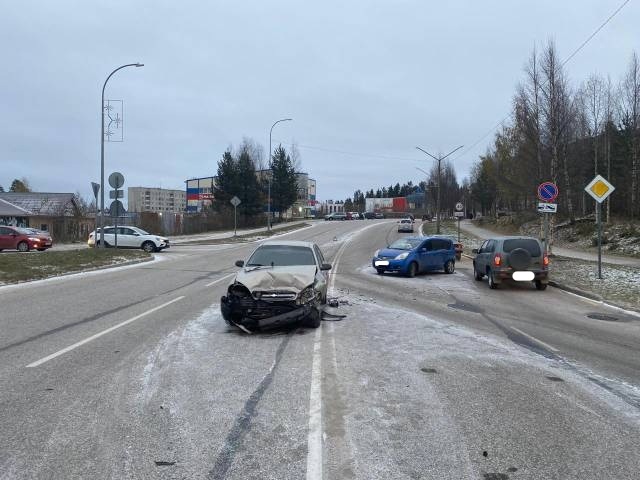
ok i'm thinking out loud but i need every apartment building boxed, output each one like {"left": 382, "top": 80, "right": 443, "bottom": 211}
{"left": 127, "top": 187, "right": 186, "bottom": 213}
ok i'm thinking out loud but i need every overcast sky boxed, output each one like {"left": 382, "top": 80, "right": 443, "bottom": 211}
{"left": 1, "top": 1, "right": 638, "bottom": 204}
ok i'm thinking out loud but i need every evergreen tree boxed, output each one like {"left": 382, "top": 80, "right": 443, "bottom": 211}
{"left": 0, "top": 184, "right": 4, "bottom": 192}
{"left": 236, "top": 148, "right": 262, "bottom": 218}
{"left": 270, "top": 145, "right": 298, "bottom": 219}
{"left": 213, "top": 150, "right": 239, "bottom": 211}
{"left": 9, "top": 178, "right": 31, "bottom": 192}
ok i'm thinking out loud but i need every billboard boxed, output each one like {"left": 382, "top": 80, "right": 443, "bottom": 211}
{"left": 365, "top": 197, "right": 408, "bottom": 213}
{"left": 186, "top": 177, "right": 216, "bottom": 212}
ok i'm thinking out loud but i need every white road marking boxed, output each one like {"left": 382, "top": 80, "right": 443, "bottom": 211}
{"left": 511, "top": 327, "right": 559, "bottom": 352}
{"left": 306, "top": 221, "right": 382, "bottom": 480}
{"left": 305, "top": 326, "right": 323, "bottom": 480}
{"left": 205, "top": 273, "right": 236, "bottom": 287}
{"left": 26, "top": 296, "right": 185, "bottom": 368}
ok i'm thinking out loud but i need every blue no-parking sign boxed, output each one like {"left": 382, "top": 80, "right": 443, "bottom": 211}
{"left": 537, "top": 182, "right": 559, "bottom": 202}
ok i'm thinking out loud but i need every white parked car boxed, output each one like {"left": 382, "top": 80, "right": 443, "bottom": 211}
{"left": 87, "top": 226, "right": 170, "bottom": 252}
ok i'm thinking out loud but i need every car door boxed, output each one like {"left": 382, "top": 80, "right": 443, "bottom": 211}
{"left": 420, "top": 239, "right": 440, "bottom": 271}
{"left": 416, "top": 240, "right": 431, "bottom": 271}
{"left": 116, "top": 227, "right": 135, "bottom": 247}
{"left": 102, "top": 227, "right": 116, "bottom": 246}
{"left": 0, "top": 227, "right": 14, "bottom": 249}
{"left": 313, "top": 244, "right": 328, "bottom": 299}
{"left": 475, "top": 240, "right": 489, "bottom": 271}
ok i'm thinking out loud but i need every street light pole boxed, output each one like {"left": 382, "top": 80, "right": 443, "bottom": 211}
{"left": 267, "top": 118, "right": 292, "bottom": 230}
{"left": 415, "top": 145, "right": 463, "bottom": 234}
{"left": 99, "top": 63, "right": 144, "bottom": 249}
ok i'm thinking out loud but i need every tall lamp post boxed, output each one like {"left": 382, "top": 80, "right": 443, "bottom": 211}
{"left": 99, "top": 63, "right": 144, "bottom": 248}
{"left": 267, "top": 118, "right": 292, "bottom": 230}
{"left": 415, "top": 166, "right": 432, "bottom": 218}
{"left": 415, "top": 145, "right": 463, "bottom": 234}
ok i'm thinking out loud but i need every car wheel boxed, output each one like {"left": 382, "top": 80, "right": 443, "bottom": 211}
{"left": 17, "top": 241, "right": 29, "bottom": 252}
{"left": 474, "top": 265, "right": 483, "bottom": 281}
{"left": 407, "top": 262, "right": 418, "bottom": 278}
{"left": 142, "top": 241, "right": 157, "bottom": 253}
{"left": 488, "top": 270, "right": 498, "bottom": 289}
{"left": 535, "top": 280, "right": 548, "bottom": 291}
{"left": 444, "top": 260, "right": 455, "bottom": 274}
{"left": 304, "top": 309, "right": 321, "bottom": 328}
{"left": 376, "top": 268, "right": 385, "bottom": 275}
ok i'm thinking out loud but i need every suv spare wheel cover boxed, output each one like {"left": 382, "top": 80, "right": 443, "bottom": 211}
{"left": 509, "top": 248, "right": 532, "bottom": 270}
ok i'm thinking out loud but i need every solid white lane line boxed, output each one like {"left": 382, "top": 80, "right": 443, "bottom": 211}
{"left": 305, "top": 221, "right": 381, "bottom": 480}
{"left": 511, "top": 327, "right": 560, "bottom": 353}
{"left": 26, "top": 296, "right": 185, "bottom": 368}
{"left": 205, "top": 273, "right": 236, "bottom": 287}
{"left": 305, "top": 326, "right": 323, "bottom": 480}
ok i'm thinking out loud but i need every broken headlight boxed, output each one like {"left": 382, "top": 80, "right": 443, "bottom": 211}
{"left": 297, "top": 285, "right": 318, "bottom": 305}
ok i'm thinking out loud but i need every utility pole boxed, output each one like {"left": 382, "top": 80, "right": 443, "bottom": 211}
{"left": 415, "top": 145, "right": 463, "bottom": 234}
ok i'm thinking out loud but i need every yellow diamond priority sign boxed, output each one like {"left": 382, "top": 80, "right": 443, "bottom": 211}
{"left": 585, "top": 175, "right": 614, "bottom": 203}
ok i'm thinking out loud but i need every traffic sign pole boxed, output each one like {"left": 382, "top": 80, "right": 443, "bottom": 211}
{"left": 597, "top": 202, "right": 602, "bottom": 279}
{"left": 537, "top": 182, "right": 559, "bottom": 255}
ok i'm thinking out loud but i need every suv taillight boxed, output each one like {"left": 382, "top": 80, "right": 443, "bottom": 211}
{"left": 543, "top": 254, "right": 550, "bottom": 267}
{"left": 493, "top": 254, "right": 502, "bottom": 266}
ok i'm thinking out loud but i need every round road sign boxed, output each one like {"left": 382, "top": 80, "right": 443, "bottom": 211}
{"left": 455, "top": 202, "right": 464, "bottom": 211}
{"left": 109, "top": 171, "right": 125, "bottom": 189}
{"left": 537, "top": 182, "right": 558, "bottom": 202}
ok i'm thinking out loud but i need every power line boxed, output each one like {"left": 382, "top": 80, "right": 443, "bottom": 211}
{"left": 272, "top": 139, "right": 424, "bottom": 163}
{"left": 452, "top": 0, "right": 630, "bottom": 164}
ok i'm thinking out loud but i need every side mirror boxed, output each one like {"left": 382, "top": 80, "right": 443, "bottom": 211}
{"left": 320, "top": 263, "right": 332, "bottom": 271}
{"left": 471, "top": 249, "right": 478, "bottom": 254}
{"left": 133, "top": 233, "right": 140, "bottom": 236}
{"left": 420, "top": 247, "right": 427, "bottom": 252}
{"left": 235, "top": 260, "right": 245, "bottom": 267}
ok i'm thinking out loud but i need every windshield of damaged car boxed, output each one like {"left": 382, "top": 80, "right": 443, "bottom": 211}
{"left": 246, "top": 245, "right": 316, "bottom": 266}
{"left": 388, "top": 238, "right": 422, "bottom": 250}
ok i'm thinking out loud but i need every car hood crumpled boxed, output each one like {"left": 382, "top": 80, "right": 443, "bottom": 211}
{"left": 234, "top": 265, "right": 317, "bottom": 294}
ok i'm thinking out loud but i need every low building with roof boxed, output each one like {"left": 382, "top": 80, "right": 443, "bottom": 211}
{"left": 0, "top": 192, "right": 93, "bottom": 242}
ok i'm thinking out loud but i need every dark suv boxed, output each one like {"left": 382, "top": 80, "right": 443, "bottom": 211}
{"left": 472, "top": 236, "right": 549, "bottom": 290}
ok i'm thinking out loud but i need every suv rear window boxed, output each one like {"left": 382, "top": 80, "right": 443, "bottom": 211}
{"left": 503, "top": 239, "right": 541, "bottom": 257}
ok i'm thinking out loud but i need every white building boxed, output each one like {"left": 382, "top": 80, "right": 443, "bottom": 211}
{"left": 128, "top": 187, "right": 186, "bottom": 213}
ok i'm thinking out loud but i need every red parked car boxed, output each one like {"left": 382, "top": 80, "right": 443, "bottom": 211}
{"left": 0, "top": 226, "right": 53, "bottom": 252}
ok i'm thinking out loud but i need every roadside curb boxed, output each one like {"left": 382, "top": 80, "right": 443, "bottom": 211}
{"left": 547, "top": 280, "right": 602, "bottom": 302}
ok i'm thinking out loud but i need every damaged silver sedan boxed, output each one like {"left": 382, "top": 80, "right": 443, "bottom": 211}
{"left": 221, "top": 241, "right": 332, "bottom": 331}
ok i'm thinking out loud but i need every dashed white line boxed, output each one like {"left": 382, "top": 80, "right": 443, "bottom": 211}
{"left": 26, "top": 296, "right": 185, "bottom": 368}
{"left": 511, "top": 326, "right": 559, "bottom": 352}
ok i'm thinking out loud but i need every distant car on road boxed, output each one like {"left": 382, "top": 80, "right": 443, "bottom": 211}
{"left": 472, "top": 236, "right": 549, "bottom": 290}
{"left": 421, "top": 214, "right": 432, "bottom": 221}
{"left": 374, "top": 212, "right": 384, "bottom": 219}
{"left": 0, "top": 225, "right": 53, "bottom": 252}
{"left": 324, "top": 212, "right": 347, "bottom": 221}
{"left": 221, "top": 240, "right": 332, "bottom": 330}
{"left": 372, "top": 236, "right": 456, "bottom": 277}
{"left": 364, "top": 212, "right": 376, "bottom": 219}
{"left": 397, "top": 219, "right": 414, "bottom": 233}
{"left": 88, "top": 226, "right": 170, "bottom": 252}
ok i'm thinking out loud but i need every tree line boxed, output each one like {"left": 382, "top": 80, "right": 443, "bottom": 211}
{"left": 0, "top": 178, "right": 32, "bottom": 192}
{"left": 346, "top": 166, "right": 464, "bottom": 215}
{"left": 469, "top": 41, "right": 640, "bottom": 221}
{"left": 213, "top": 138, "right": 299, "bottom": 221}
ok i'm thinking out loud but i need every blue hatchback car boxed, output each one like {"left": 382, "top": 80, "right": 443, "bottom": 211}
{"left": 372, "top": 236, "right": 456, "bottom": 277}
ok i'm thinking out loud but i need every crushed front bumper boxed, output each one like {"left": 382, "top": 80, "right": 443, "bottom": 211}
{"left": 221, "top": 295, "right": 316, "bottom": 330}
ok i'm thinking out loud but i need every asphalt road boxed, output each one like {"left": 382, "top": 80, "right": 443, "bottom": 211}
{"left": 1, "top": 219, "right": 639, "bottom": 479}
